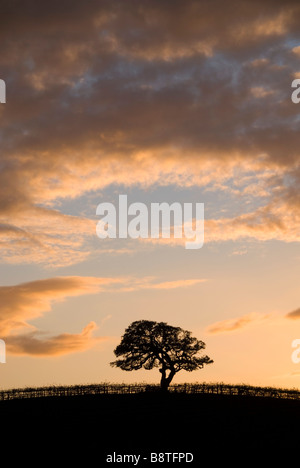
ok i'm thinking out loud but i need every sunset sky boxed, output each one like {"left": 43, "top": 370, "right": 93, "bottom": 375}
{"left": 0, "top": 0, "right": 300, "bottom": 390}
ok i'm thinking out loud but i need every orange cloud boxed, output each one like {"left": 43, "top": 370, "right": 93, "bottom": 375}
{"left": 207, "top": 306, "right": 300, "bottom": 335}
{"left": 144, "top": 278, "right": 207, "bottom": 290}
{"left": 285, "top": 308, "right": 300, "bottom": 320}
{"left": 118, "top": 277, "right": 207, "bottom": 292}
{"left": 0, "top": 275, "right": 205, "bottom": 356}
{"left": 206, "top": 313, "right": 269, "bottom": 334}
{"left": 0, "top": 275, "right": 122, "bottom": 336}
{"left": 141, "top": 197, "right": 300, "bottom": 247}
{"left": 5, "top": 322, "right": 104, "bottom": 357}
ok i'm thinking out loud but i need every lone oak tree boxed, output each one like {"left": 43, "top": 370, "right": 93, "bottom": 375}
{"left": 110, "top": 320, "right": 213, "bottom": 391}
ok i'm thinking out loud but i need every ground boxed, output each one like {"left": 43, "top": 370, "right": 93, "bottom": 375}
{"left": 1, "top": 392, "right": 299, "bottom": 464}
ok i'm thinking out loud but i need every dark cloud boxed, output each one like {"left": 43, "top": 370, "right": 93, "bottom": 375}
{"left": 286, "top": 307, "right": 300, "bottom": 319}
{"left": 1, "top": 0, "right": 299, "bottom": 162}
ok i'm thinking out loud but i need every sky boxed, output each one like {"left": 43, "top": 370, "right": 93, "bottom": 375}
{"left": 0, "top": 0, "right": 300, "bottom": 390}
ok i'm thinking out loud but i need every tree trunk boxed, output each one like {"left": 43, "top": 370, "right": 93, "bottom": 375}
{"left": 160, "top": 370, "right": 168, "bottom": 392}
{"left": 160, "top": 368, "right": 175, "bottom": 392}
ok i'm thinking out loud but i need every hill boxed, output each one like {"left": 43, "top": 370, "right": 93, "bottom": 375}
{"left": 1, "top": 384, "right": 300, "bottom": 464}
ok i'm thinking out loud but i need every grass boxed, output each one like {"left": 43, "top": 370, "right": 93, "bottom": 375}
{"left": 0, "top": 381, "right": 300, "bottom": 400}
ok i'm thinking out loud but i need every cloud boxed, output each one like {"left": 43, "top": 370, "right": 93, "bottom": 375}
{"left": 0, "top": 207, "right": 98, "bottom": 267}
{"left": 292, "top": 45, "right": 300, "bottom": 56}
{"left": 207, "top": 312, "right": 269, "bottom": 335}
{"left": 0, "top": 274, "right": 205, "bottom": 356}
{"left": 118, "top": 277, "right": 207, "bottom": 292}
{"left": 0, "top": 275, "right": 124, "bottom": 357}
{"left": 250, "top": 86, "right": 275, "bottom": 99}
{"left": 5, "top": 322, "right": 104, "bottom": 357}
{"left": 1, "top": 0, "right": 300, "bottom": 266}
{"left": 286, "top": 307, "right": 300, "bottom": 320}
{"left": 0, "top": 275, "right": 122, "bottom": 336}
{"left": 210, "top": 306, "right": 300, "bottom": 333}
{"left": 144, "top": 278, "right": 207, "bottom": 290}
{"left": 1, "top": 0, "right": 299, "bottom": 171}
{"left": 142, "top": 195, "right": 300, "bottom": 247}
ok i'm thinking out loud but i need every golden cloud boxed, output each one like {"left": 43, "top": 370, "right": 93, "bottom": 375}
{"left": 0, "top": 276, "right": 123, "bottom": 336}
{"left": 5, "top": 322, "right": 104, "bottom": 357}
{"left": 206, "top": 312, "right": 270, "bottom": 334}
{"left": 0, "top": 274, "right": 205, "bottom": 356}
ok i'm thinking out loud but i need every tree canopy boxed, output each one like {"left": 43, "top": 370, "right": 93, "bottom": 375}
{"left": 110, "top": 320, "right": 213, "bottom": 390}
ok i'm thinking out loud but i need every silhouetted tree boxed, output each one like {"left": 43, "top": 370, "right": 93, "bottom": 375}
{"left": 110, "top": 320, "right": 213, "bottom": 391}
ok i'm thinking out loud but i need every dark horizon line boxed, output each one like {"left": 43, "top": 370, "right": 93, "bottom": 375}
{"left": 0, "top": 381, "right": 299, "bottom": 402}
